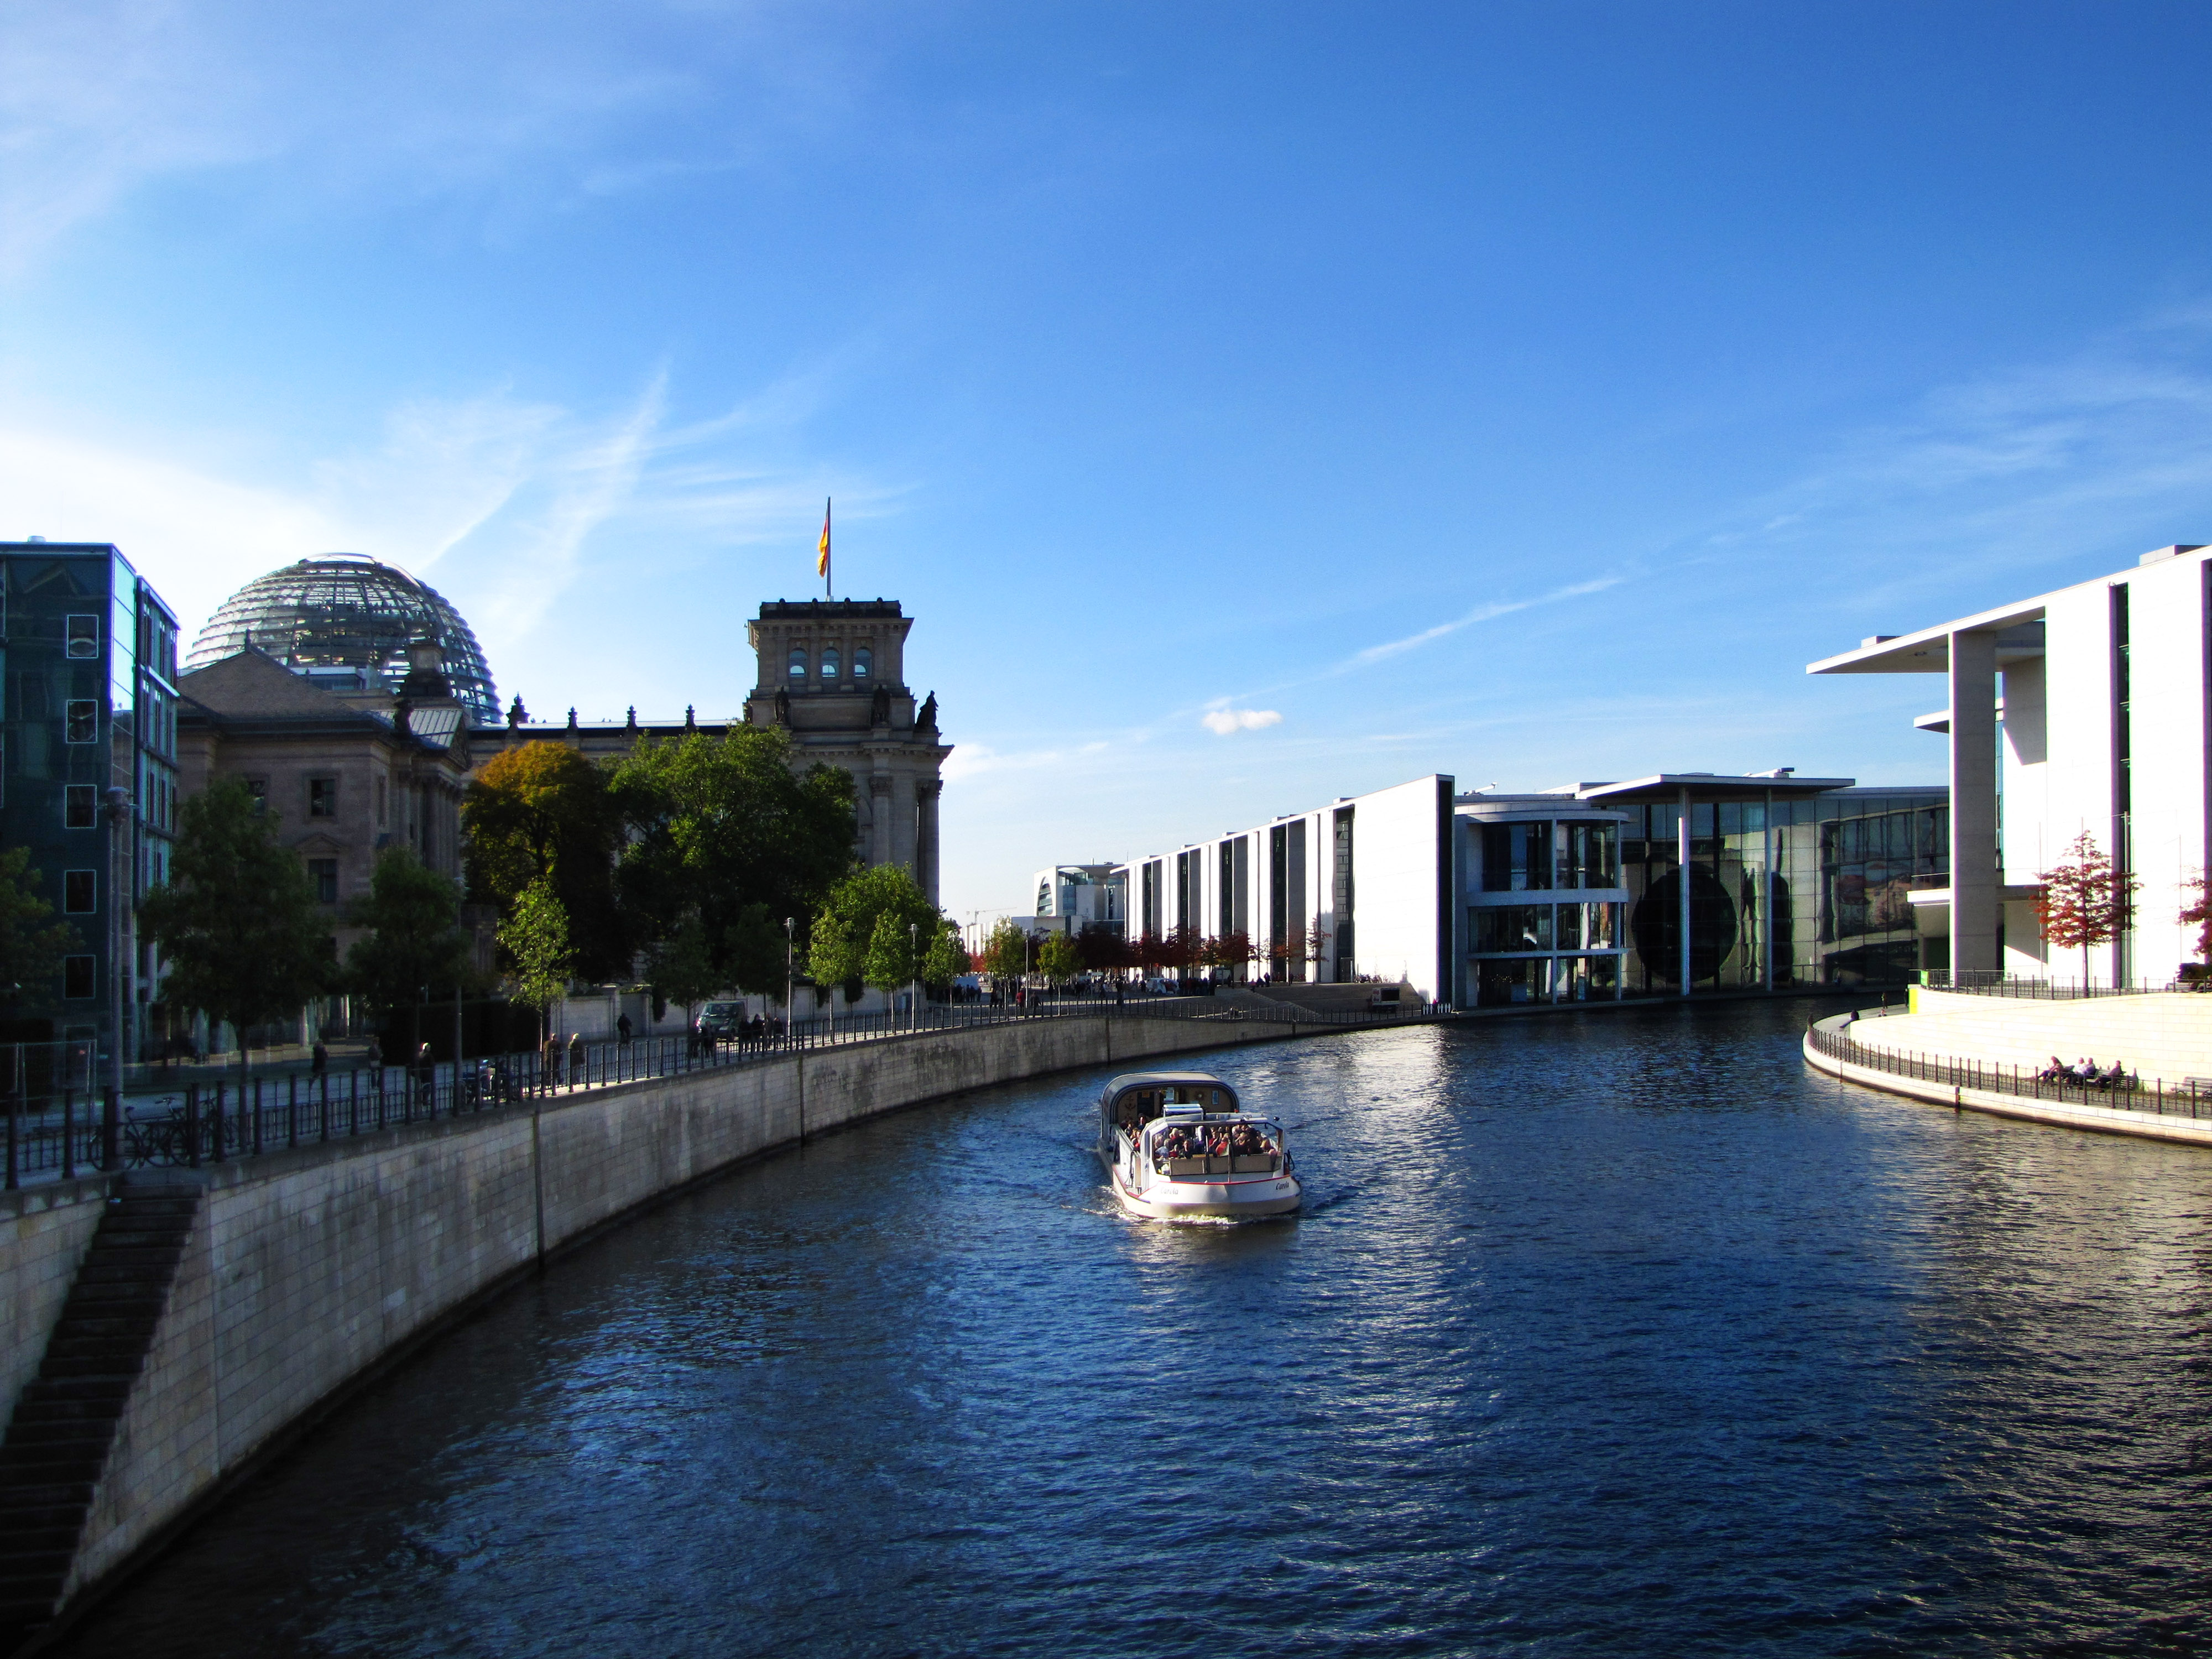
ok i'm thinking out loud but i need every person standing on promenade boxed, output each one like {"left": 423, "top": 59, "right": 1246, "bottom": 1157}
{"left": 568, "top": 1031, "right": 586, "bottom": 1087}
{"left": 542, "top": 1031, "right": 562, "bottom": 1090}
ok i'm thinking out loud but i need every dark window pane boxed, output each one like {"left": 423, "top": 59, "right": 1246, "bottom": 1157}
{"left": 64, "top": 785, "right": 96, "bottom": 828}
{"left": 309, "top": 777, "right": 337, "bottom": 818}
{"left": 65, "top": 700, "right": 97, "bottom": 743}
{"left": 63, "top": 955, "right": 95, "bottom": 999}
{"left": 309, "top": 858, "right": 338, "bottom": 904}
{"left": 63, "top": 870, "right": 94, "bottom": 912}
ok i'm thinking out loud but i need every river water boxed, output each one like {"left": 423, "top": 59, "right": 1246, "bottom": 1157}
{"left": 48, "top": 1002, "right": 2212, "bottom": 1657}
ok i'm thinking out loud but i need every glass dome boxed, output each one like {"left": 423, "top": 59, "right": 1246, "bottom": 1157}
{"left": 187, "top": 555, "right": 500, "bottom": 727}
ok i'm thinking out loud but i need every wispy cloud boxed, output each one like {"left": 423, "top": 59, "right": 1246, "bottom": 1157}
{"left": 0, "top": 351, "right": 889, "bottom": 665}
{"left": 0, "top": 0, "right": 895, "bottom": 269}
{"left": 1342, "top": 578, "right": 1622, "bottom": 669}
{"left": 1201, "top": 707, "right": 1281, "bottom": 735}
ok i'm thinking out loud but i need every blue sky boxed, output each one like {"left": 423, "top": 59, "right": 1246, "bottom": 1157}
{"left": 9, "top": 1, "right": 2212, "bottom": 923}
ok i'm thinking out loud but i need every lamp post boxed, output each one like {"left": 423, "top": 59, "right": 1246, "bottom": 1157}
{"left": 784, "top": 916, "right": 794, "bottom": 1048}
{"left": 909, "top": 921, "right": 919, "bottom": 1031}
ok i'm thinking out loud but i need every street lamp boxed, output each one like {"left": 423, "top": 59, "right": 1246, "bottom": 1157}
{"left": 784, "top": 916, "right": 795, "bottom": 1048}
{"left": 909, "top": 921, "right": 919, "bottom": 1031}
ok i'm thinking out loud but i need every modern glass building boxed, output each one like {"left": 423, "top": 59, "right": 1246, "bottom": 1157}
{"left": 187, "top": 555, "right": 500, "bottom": 728}
{"left": 1462, "top": 774, "right": 1948, "bottom": 1005}
{"left": 0, "top": 541, "right": 181, "bottom": 1060}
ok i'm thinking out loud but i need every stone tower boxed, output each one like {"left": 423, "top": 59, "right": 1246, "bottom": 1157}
{"left": 743, "top": 599, "right": 951, "bottom": 905}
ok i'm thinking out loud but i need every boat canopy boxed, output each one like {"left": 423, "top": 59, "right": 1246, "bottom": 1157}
{"left": 1100, "top": 1072, "right": 1239, "bottom": 1130}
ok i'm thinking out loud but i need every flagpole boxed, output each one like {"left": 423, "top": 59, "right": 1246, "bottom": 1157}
{"left": 825, "top": 497, "right": 832, "bottom": 600}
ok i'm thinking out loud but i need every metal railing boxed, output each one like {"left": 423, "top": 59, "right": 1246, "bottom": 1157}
{"left": 1808, "top": 1017, "right": 2212, "bottom": 1120}
{"left": 1917, "top": 969, "right": 2207, "bottom": 1000}
{"left": 3, "top": 990, "right": 1434, "bottom": 1188}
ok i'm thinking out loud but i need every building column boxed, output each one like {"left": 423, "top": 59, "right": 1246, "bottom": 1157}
{"left": 870, "top": 774, "right": 893, "bottom": 869}
{"left": 1950, "top": 629, "right": 2000, "bottom": 975}
{"left": 919, "top": 781, "right": 941, "bottom": 907}
{"left": 1677, "top": 785, "right": 1692, "bottom": 998}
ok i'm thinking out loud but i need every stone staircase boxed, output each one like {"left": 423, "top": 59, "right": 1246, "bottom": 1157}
{"left": 0, "top": 1182, "right": 201, "bottom": 1652}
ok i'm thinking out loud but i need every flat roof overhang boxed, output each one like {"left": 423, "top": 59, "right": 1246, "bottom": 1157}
{"left": 1574, "top": 774, "right": 1855, "bottom": 806}
{"left": 1806, "top": 606, "right": 2047, "bottom": 676}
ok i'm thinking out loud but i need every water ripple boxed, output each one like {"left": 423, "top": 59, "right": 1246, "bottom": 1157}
{"left": 46, "top": 1004, "right": 2212, "bottom": 1657}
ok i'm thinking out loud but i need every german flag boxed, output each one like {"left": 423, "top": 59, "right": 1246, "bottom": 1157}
{"left": 817, "top": 498, "right": 831, "bottom": 580}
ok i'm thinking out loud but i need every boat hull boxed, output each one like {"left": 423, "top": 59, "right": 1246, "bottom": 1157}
{"left": 1109, "top": 1163, "right": 1301, "bottom": 1220}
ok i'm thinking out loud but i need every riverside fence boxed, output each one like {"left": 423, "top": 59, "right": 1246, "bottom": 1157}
{"left": 1807, "top": 1016, "right": 2212, "bottom": 1120}
{"left": 3, "top": 992, "right": 1435, "bottom": 1187}
{"left": 1918, "top": 970, "right": 2212, "bottom": 1000}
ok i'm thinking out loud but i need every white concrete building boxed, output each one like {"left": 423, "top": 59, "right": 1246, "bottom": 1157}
{"left": 1114, "top": 776, "right": 1458, "bottom": 1000}
{"left": 1810, "top": 544, "right": 2211, "bottom": 985}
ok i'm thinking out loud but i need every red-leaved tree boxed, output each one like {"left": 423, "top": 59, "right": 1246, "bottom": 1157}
{"left": 2035, "top": 831, "right": 2139, "bottom": 988}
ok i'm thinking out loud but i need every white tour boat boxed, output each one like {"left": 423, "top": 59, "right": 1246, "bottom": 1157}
{"left": 1095, "top": 1071, "right": 1301, "bottom": 1220}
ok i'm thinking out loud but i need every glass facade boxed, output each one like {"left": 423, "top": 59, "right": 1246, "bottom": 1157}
{"left": 1, "top": 544, "right": 180, "bottom": 1057}
{"left": 187, "top": 555, "right": 499, "bottom": 728}
{"left": 1467, "top": 815, "right": 1630, "bottom": 1005}
{"left": 1463, "top": 788, "right": 1942, "bottom": 1004}
{"left": 1614, "top": 791, "right": 1946, "bottom": 993}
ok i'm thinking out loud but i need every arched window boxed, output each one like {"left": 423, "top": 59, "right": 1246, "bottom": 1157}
{"left": 853, "top": 646, "right": 873, "bottom": 680}
{"left": 787, "top": 646, "right": 808, "bottom": 681}
{"left": 821, "top": 646, "right": 841, "bottom": 680}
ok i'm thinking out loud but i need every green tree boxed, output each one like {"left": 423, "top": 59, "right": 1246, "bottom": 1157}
{"left": 863, "top": 911, "right": 917, "bottom": 990}
{"left": 922, "top": 923, "right": 967, "bottom": 991}
{"left": 613, "top": 728, "right": 857, "bottom": 983}
{"left": 815, "top": 867, "right": 941, "bottom": 972}
{"left": 500, "top": 879, "right": 574, "bottom": 1044}
{"left": 1037, "top": 932, "right": 1081, "bottom": 985}
{"left": 139, "top": 779, "right": 334, "bottom": 1070}
{"left": 805, "top": 906, "right": 863, "bottom": 1026}
{"left": 0, "top": 846, "right": 80, "bottom": 1016}
{"left": 462, "top": 742, "right": 626, "bottom": 978}
{"left": 723, "top": 904, "right": 790, "bottom": 998}
{"left": 645, "top": 907, "right": 721, "bottom": 1026}
{"left": 345, "top": 848, "right": 473, "bottom": 1053}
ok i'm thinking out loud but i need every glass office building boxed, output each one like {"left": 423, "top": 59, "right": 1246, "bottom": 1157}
{"left": 1463, "top": 776, "right": 1947, "bottom": 1005}
{"left": 0, "top": 542, "right": 181, "bottom": 1058}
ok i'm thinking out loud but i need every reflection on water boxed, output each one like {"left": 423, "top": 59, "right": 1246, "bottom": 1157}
{"left": 48, "top": 1003, "right": 2212, "bottom": 1657}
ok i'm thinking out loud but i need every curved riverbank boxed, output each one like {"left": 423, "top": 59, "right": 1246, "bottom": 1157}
{"left": 43, "top": 1004, "right": 2212, "bottom": 1658}
{"left": 5, "top": 1004, "right": 1373, "bottom": 1655}
{"left": 1804, "top": 1011, "right": 2212, "bottom": 1148}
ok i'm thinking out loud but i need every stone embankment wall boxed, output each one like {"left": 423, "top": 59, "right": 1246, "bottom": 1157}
{"left": 4, "top": 1009, "right": 1323, "bottom": 1618}
{"left": 0, "top": 1178, "right": 111, "bottom": 1441}
{"left": 1851, "top": 989, "right": 2212, "bottom": 1084}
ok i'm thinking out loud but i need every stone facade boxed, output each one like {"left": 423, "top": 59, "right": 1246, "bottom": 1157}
{"left": 467, "top": 599, "right": 951, "bottom": 906}
{"left": 743, "top": 600, "right": 951, "bottom": 906}
{"left": 175, "top": 647, "right": 473, "bottom": 958}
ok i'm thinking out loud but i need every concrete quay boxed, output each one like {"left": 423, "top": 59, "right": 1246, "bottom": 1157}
{"left": 0, "top": 1004, "right": 1356, "bottom": 1652}
{"left": 1803, "top": 1011, "right": 2212, "bottom": 1149}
